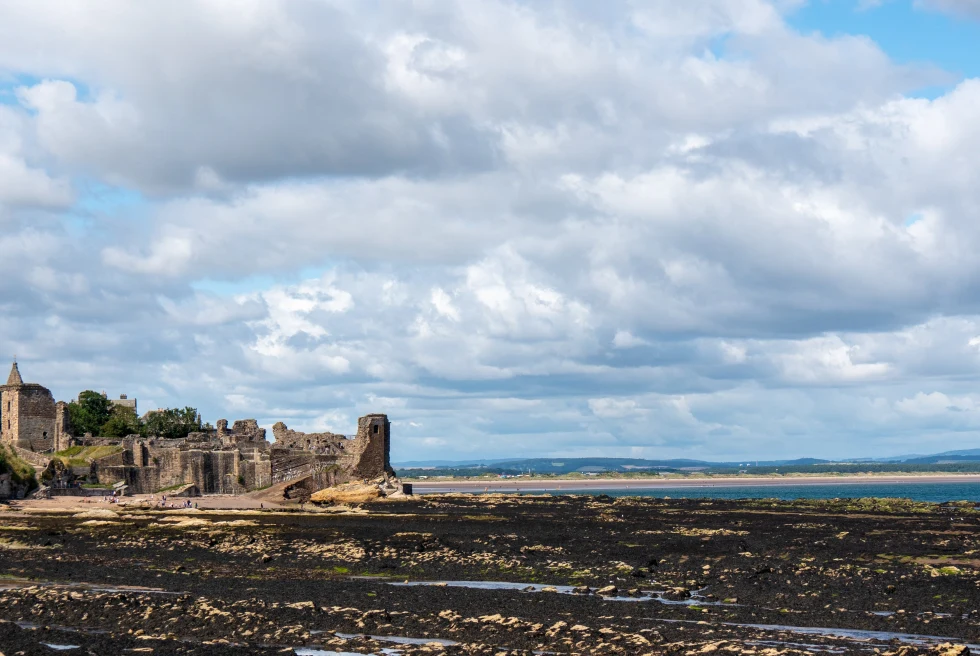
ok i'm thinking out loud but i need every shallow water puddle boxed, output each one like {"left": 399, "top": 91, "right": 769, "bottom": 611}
{"left": 296, "top": 651, "right": 387, "bottom": 656}
{"left": 335, "top": 632, "right": 457, "bottom": 646}
{"left": 16, "top": 622, "right": 108, "bottom": 635}
{"left": 389, "top": 580, "right": 726, "bottom": 605}
{"left": 308, "top": 630, "right": 456, "bottom": 652}
{"left": 655, "top": 617, "right": 979, "bottom": 650}
{"left": 746, "top": 640, "right": 848, "bottom": 654}
{"left": 733, "top": 621, "right": 980, "bottom": 649}
{"left": 314, "top": 631, "right": 456, "bottom": 647}
{"left": 391, "top": 580, "right": 576, "bottom": 593}
{"left": 40, "top": 645, "right": 80, "bottom": 651}
{"left": 0, "top": 579, "right": 183, "bottom": 595}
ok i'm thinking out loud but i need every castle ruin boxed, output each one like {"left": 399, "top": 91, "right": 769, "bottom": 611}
{"left": 0, "top": 362, "right": 394, "bottom": 498}
{"left": 0, "top": 362, "right": 71, "bottom": 453}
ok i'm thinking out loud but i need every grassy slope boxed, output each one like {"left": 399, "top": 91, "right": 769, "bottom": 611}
{"left": 53, "top": 445, "right": 124, "bottom": 467}
{"left": 0, "top": 444, "right": 37, "bottom": 492}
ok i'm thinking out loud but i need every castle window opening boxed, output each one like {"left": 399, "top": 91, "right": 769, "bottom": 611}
{"left": 373, "top": 424, "right": 379, "bottom": 434}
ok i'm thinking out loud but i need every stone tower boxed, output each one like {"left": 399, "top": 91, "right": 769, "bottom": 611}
{"left": 0, "top": 362, "right": 58, "bottom": 452}
{"left": 352, "top": 414, "right": 394, "bottom": 480}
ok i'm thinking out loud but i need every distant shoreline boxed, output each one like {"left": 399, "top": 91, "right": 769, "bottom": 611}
{"left": 410, "top": 473, "right": 980, "bottom": 493}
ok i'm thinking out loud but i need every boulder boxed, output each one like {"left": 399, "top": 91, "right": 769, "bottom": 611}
{"left": 310, "top": 483, "right": 382, "bottom": 505}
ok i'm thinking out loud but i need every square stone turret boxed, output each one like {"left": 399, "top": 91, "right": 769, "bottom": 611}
{"left": 1, "top": 361, "right": 61, "bottom": 452}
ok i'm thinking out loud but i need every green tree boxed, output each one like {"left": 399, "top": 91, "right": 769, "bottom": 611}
{"left": 141, "top": 406, "right": 202, "bottom": 439}
{"left": 100, "top": 405, "right": 142, "bottom": 438}
{"left": 67, "top": 391, "right": 114, "bottom": 437}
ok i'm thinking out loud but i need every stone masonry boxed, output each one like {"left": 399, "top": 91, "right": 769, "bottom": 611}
{"left": 271, "top": 423, "right": 348, "bottom": 453}
{"left": 5, "top": 361, "right": 394, "bottom": 496}
{"left": 94, "top": 433, "right": 273, "bottom": 495}
{"left": 271, "top": 414, "right": 394, "bottom": 488}
{"left": 1, "top": 362, "right": 59, "bottom": 452}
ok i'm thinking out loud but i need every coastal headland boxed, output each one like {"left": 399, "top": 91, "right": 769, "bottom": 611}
{"left": 0, "top": 493, "right": 977, "bottom": 654}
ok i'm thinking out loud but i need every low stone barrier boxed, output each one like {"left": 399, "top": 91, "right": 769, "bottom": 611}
{"left": 10, "top": 446, "right": 52, "bottom": 468}
{"left": 49, "top": 487, "right": 114, "bottom": 497}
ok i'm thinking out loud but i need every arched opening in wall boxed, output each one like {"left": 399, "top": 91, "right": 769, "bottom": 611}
{"left": 373, "top": 424, "right": 379, "bottom": 434}
{"left": 43, "top": 432, "right": 47, "bottom": 438}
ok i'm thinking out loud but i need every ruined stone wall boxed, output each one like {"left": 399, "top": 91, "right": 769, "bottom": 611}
{"left": 102, "top": 439, "right": 267, "bottom": 494}
{"left": 217, "top": 419, "right": 268, "bottom": 448}
{"left": 54, "top": 401, "right": 72, "bottom": 452}
{"left": 0, "top": 386, "right": 20, "bottom": 447}
{"left": 91, "top": 450, "right": 127, "bottom": 468}
{"left": 98, "top": 464, "right": 158, "bottom": 492}
{"left": 0, "top": 390, "right": 15, "bottom": 446}
{"left": 271, "top": 448, "right": 314, "bottom": 484}
{"left": 179, "top": 451, "right": 207, "bottom": 492}
{"left": 79, "top": 437, "right": 124, "bottom": 448}
{"left": 270, "top": 414, "right": 392, "bottom": 487}
{"left": 96, "top": 413, "right": 388, "bottom": 495}
{"left": 146, "top": 438, "right": 188, "bottom": 450}
{"left": 153, "top": 446, "right": 186, "bottom": 490}
{"left": 210, "top": 450, "right": 242, "bottom": 494}
{"left": 272, "top": 422, "right": 347, "bottom": 452}
{"left": 351, "top": 414, "right": 392, "bottom": 480}
{"left": 240, "top": 448, "right": 271, "bottom": 489}
{"left": 10, "top": 445, "right": 52, "bottom": 468}
{"left": 242, "top": 457, "right": 272, "bottom": 490}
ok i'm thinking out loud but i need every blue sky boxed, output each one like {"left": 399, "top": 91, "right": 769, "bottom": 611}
{"left": 790, "top": 0, "right": 980, "bottom": 94}
{"left": 2, "top": 1, "right": 980, "bottom": 462}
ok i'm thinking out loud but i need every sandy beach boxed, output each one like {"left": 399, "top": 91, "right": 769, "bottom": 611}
{"left": 410, "top": 472, "right": 980, "bottom": 493}
{"left": 7, "top": 493, "right": 286, "bottom": 512}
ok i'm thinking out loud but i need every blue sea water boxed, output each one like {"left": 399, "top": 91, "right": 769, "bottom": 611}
{"left": 546, "top": 482, "right": 980, "bottom": 503}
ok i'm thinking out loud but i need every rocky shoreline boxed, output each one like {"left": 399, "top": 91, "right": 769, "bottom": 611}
{"left": 0, "top": 494, "right": 977, "bottom": 654}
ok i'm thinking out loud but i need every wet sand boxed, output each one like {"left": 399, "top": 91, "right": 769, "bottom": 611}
{"left": 10, "top": 493, "right": 286, "bottom": 512}
{"left": 411, "top": 473, "right": 980, "bottom": 494}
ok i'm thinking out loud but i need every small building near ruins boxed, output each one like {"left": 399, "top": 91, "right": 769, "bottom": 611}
{"left": 109, "top": 393, "right": 137, "bottom": 415}
{"left": 1, "top": 361, "right": 394, "bottom": 497}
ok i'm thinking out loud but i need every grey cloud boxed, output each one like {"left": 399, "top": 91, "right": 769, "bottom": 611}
{"left": 918, "top": 0, "right": 980, "bottom": 19}
{"left": 0, "top": 0, "right": 943, "bottom": 193}
{"left": 1, "top": 2, "right": 498, "bottom": 191}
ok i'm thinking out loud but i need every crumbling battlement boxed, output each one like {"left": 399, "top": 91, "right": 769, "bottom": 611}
{"left": 271, "top": 414, "right": 393, "bottom": 486}
{"left": 217, "top": 419, "right": 268, "bottom": 447}
{"left": 272, "top": 423, "right": 347, "bottom": 453}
